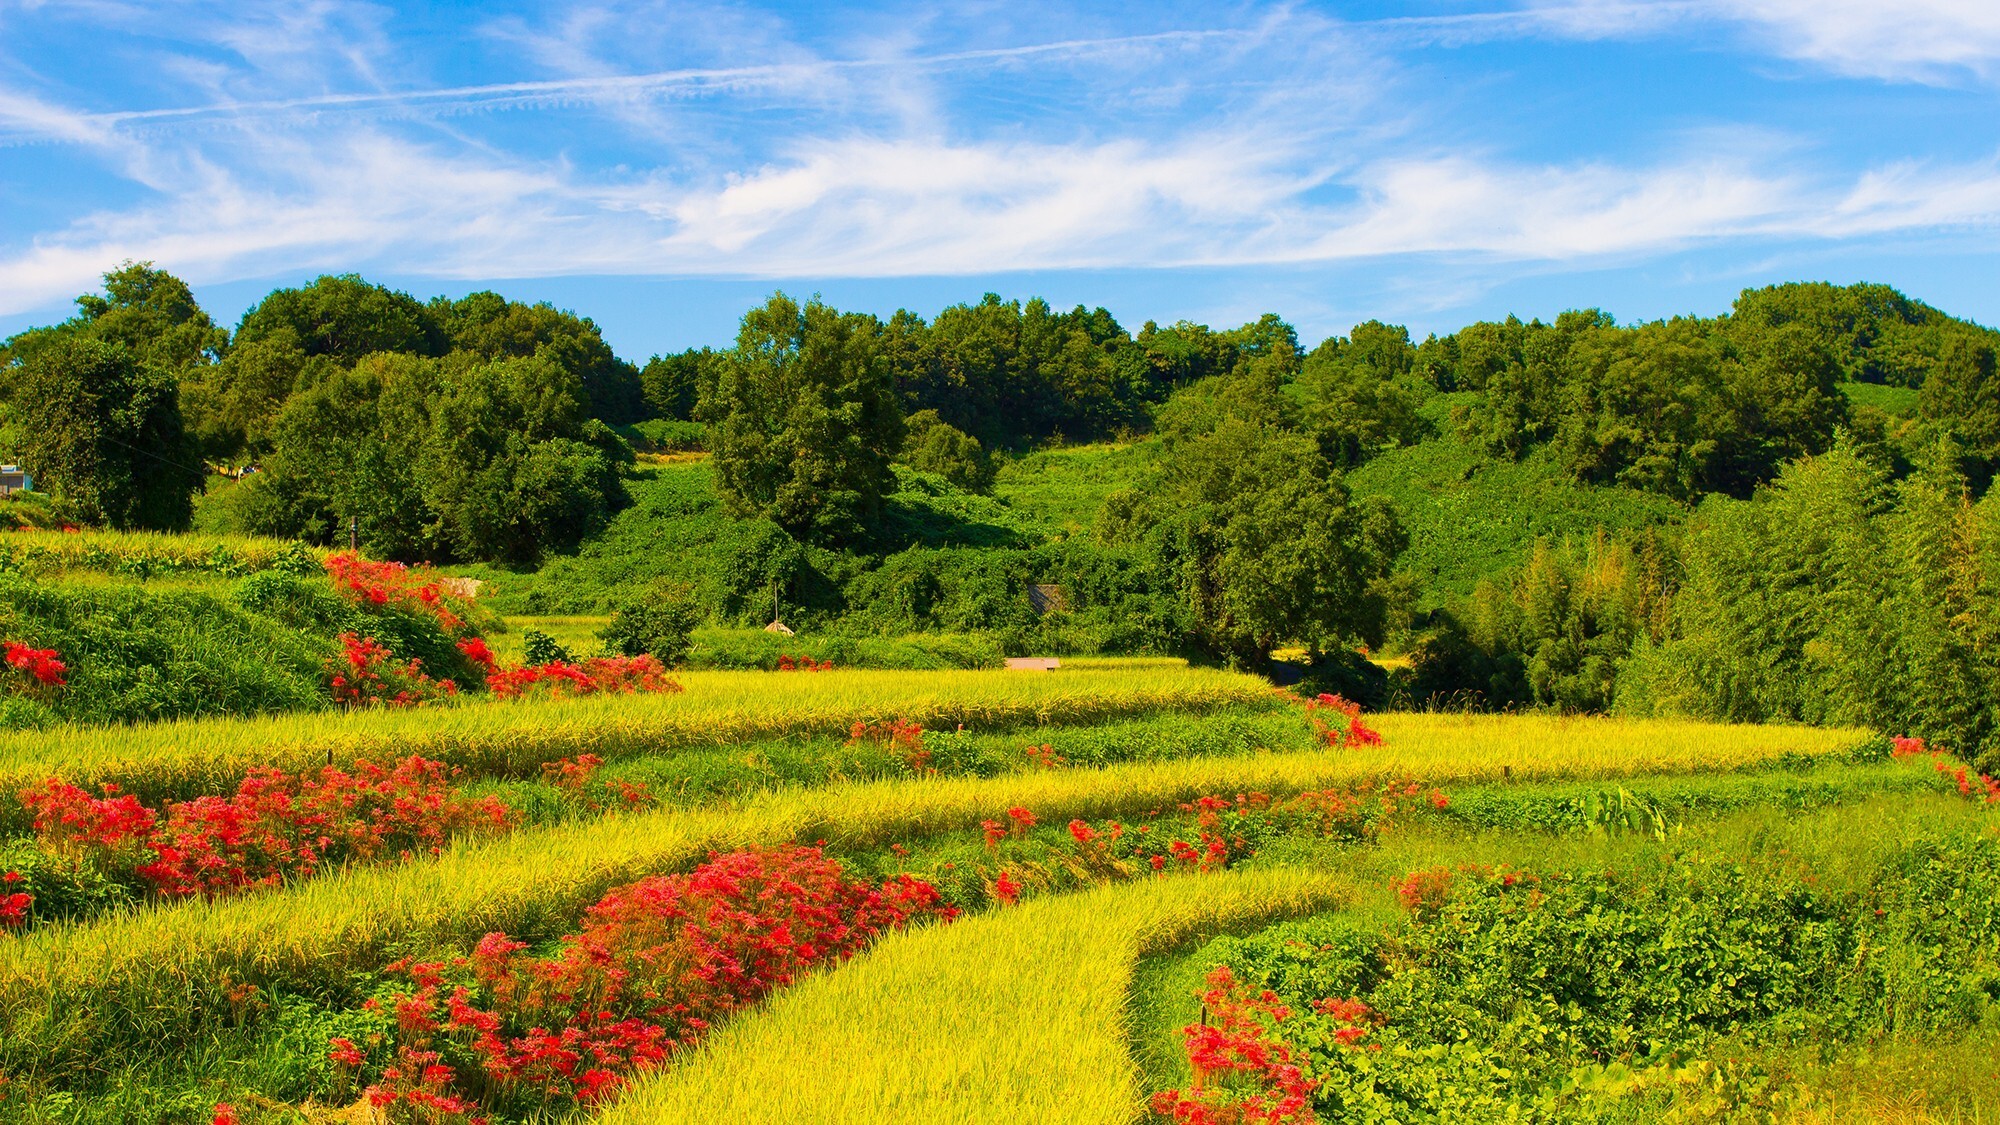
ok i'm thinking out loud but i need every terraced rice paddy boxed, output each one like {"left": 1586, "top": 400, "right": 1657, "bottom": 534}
{"left": 2, "top": 660, "right": 1989, "bottom": 1124}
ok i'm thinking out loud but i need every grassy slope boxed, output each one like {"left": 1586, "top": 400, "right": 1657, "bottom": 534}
{"left": 1345, "top": 405, "right": 1685, "bottom": 606}
{"left": 596, "top": 868, "right": 1351, "bottom": 1125}
{"left": 983, "top": 419, "right": 1686, "bottom": 610}
{"left": 991, "top": 441, "right": 1158, "bottom": 537}
{"left": 1839, "top": 380, "right": 1922, "bottom": 417}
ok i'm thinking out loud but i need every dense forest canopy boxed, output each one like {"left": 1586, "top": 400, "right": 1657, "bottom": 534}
{"left": 6, "top": 264, "right": 2000, "bottom": 765}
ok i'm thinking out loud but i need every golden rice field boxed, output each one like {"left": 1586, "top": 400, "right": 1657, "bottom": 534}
{"left": 596, "top": 868, "right": 1355, "bottom": 1125}
{"left": 0, "top": 707, "right": 1862, "bottom": 1078}
{"left": 0, "top": 526, "right": 319, "bottom": 573}
{"left": 0, "top": 665, "right": 1277, "bottom": 807}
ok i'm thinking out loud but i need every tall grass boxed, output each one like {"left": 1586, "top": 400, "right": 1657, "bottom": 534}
{"left": 594, "top": 868, "right": 1351, "bottom": 1124}
{"left": 0, "top": 527, "right": 320, "bottom": 576}
{"left": 0, "top": 713, "right": 1862, "bottom": 1079}
{"left": 0, "top": 666, "right": 1275, "bottom": 816}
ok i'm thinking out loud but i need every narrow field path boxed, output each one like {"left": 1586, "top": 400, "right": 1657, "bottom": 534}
{"left": 594, "top": 867, "right": 1353, "bottom": 1125}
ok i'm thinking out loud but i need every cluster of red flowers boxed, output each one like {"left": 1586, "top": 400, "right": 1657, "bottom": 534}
{"left": 1150, "top": 965, "right": 1317, "bottom": 1125}
{"left": 979, "top": 782, "right": 1457, "bottom": 909}
{"left": 776, "top": 654, "right": 833, "bottom": 672}
{"left": 1024, "top": 743, "right": 1066, "bottom": 770}
{"left": 343, "top": 845, "right": 954, "bottom": 1118}
{"left": 17, "top": 757, "right": 509, "bottom": 904}
{"left": 456, "top": 637, "right": 497, "bottom": 672}
{"left": 1393, "top": 863, "right": 1530, "bottom": 916}
{"left": 1289, "top": 779, "right": 1448, "bottom": 842}
{"left": 847, "top": 717, "right": 930, "bottom": 773}
{"left": 1393, "top": 867, "right": 1455, "bottom": 913}
{"left": 330, "top": 633, "right": 460, "bottom": 708}
{"left": 486, "top": 655, "right": 681, "bottom": 701}
{"left": 1300, "top": 693, "right": 1382, "bottom": 749}
{"left": 0, "top": 871, "right": 28, "bottom": 929}
{"left": 2, "top": 640, "right": 66, "bottom": 689}
{"left": 539, "top": 754, "right": 654, "bottom": 810}
{"left": 324, "top": 552, "right": 470, "bottom": 634}
{"left": 1893, "top": 735, "right": 2000, "bottom": 804}
{"left": 1310, "top": 996, "right": 1383, "bottom": 1049}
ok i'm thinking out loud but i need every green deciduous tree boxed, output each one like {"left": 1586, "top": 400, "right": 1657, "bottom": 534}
{"left": 14, "top": 335, "right": 205, "bottom": 529}
{"left": 701, "top": 294, "right": 903, "bottom": 544}
{"left": 435, "top": 291, "right": 647, "bottom": 424}
{"left": 900, "top": 409, "right": 995, "bottom": 492}
{"left": 234, "top": 275, "right": 448, "bottom": 364}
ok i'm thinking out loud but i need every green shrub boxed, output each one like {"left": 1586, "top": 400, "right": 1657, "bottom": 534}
{"left": 599, "top": 586, "right": 701, "bottom": 666}
{"left": 231, "top": 571, "right": 480, "bottom": 688}
{"left": 521, "top": 628, "right": 574, "bottom": 665}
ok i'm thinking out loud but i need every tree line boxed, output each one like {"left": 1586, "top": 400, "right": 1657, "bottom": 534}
{"left": 7, "top": 264, "right": 2000, "bottom": 765}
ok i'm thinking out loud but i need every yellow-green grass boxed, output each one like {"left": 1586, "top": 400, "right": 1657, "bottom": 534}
{"left": 0, "top": 665, "right": 1274, "bottom": 813}
{"left": 0, "top": 527, "right": 320, "bottom": 573}
{"left": 0, "top": 713, "right": 1862, "bottom": 1076}
{"left": 485, "top": 614, "right": 611, "bottom": 663}
{"left": 1056, "top": 655, "right": 1191, "bottom": 671}
{"left": 596, "top": 867, "right": 1352, "bottom": 1125}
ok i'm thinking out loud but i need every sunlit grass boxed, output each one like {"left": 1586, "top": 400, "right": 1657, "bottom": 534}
{"left": 0, "top": 665, "right": 1276, "bottom": 811}
{"left": 596, "top": 867, "right": 1352, "bottom": 1125}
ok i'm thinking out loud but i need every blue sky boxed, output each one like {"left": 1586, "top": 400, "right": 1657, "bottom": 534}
{"left": 1, "top": 0, "right": 1997, "bottom": 360}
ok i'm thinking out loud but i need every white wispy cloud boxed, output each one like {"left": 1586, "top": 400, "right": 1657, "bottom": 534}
{"left": 0, "top": 1, "right": 1997, "bottom": 320}
{"left": 1518, "top": 0, "right": 2000, "bottom": 84}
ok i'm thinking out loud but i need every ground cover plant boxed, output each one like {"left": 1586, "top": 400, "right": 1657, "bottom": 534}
{"left": 1135, "top": 784, "right": 2000, "bottom": 1124}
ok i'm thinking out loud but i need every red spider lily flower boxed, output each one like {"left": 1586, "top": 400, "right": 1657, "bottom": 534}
{"left": 994, "top": 869, "right": 1022, "bottom": 906}
{"left": 1068, "top": 819, "right": 1098, "bottom": 844}
{"left": 0, "top": 884, "right": 30, "bottom": 929}
{"left": 455, "top": 637, "right": 497, "bottom": 672}
{"left": 211, "top": 1106, "right": 238, "bottom": 1125}
{"left": 2, "top": 641, "right": 66, "bottom": 688}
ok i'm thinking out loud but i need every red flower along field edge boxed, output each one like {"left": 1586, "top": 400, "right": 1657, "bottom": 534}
{"left": 327, "top": 624, "right": 681, "bottom": 711}
{"left": 2, "top": 641, "right": 65, "bottom": 689}
{"left": 325, "top": 552, "right": 476, "bottom": 635}
{"left": 1296, "top": 693, "right": 1381, "bottom": 749}
{"left": 1152, "top": 966, "right": 1323, "bottom": 1125}
{"left": 1894, "top": 735, "right": 2000, "bottom": 804}
{"left": 321, "top": 551, "right": 684, "bottom": 709}
{"left": 5, "top": 756, "right": 508, "bottom": 923}
{"left": 335, "top": 844, "right": 955, "bottom": 1121}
